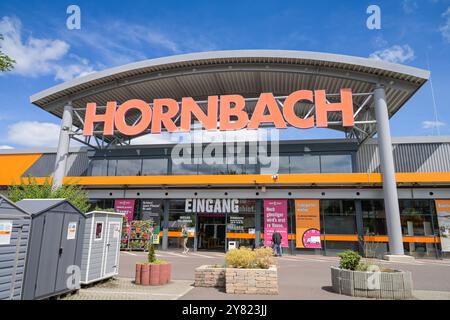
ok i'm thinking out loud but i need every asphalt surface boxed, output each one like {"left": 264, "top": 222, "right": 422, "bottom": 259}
{"left": 119, "top": 250, "right": 450, "bottom": 300}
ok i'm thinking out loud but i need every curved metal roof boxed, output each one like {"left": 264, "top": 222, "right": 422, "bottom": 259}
{"left": 30, "top": 50, "right": 430, "bottom": 143}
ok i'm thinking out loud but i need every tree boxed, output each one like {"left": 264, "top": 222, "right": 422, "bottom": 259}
{"left": 0, "top": 34, "right": 15, "bottom": 72}
{"left": 8, "top": 176, "right": 91, "bottom": 213}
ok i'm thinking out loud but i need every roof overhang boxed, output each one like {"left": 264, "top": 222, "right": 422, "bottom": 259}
{"left": 30, "top": 50, "right": 430, "bottom": 144}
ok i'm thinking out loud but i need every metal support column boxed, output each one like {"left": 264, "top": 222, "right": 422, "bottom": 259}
{"left": 374, "top": 85, "right": 405, "bottom": 256}
{"left": 255, "top": 199, "right": 262, "bottom": 248}
{"left": 52, "top": 103, "right": 73, "bottom": 189}
{"left": 162, "top": 199, "right": 169, "bottom": 250}
{"left": 354, "top": 200, "right": 365, "bottom": 256}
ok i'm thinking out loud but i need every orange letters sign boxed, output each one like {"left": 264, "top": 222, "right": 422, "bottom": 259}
{"left": 83, "top": 89, "right": 354, "bottom": 136}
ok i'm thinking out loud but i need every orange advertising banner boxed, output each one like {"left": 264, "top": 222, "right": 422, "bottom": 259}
{"left": 295, "top": 200, "right": 321, "bottom": 249}
{"left": 435, "top": 199, "right": 450, "bottom": 252}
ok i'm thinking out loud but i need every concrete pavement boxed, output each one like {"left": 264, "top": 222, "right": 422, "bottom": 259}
{"left": 118, "top": 250, "right": 450, "bottom": 300}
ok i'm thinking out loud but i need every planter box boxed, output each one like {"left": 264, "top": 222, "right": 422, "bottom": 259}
{"left": 194, "top": 265, "right": 226, "bottom": 288}
{"left": 195, "top": 265, "right": 279, "bottom": 295}
{"left": 135, "top": 262, "right": 172, "bottom": 286}
{"left": 226, "top": 266, "right": 278, "bottom": 295}
{"left": 330, "top": 266, "right": 413, "bottom": 299}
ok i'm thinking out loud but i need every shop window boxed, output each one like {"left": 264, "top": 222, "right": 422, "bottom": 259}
{"left": 107, "top": 159, "right": 117, "bottom": 176}
{"left": 362, "top": 200, "right": 387, "bottom": 235}
{"left": 399, "top": 200, "right": 438, "bottom": 236}
{"left": 95, "top": 222, "right": 103, "bottom": 240}
{"left": 198, "top": 158, "right": 227, "bottom": 175}
{"left": 168, "top": 200, "right": 196, "bottom": 250}
{"left": 116, "top": 159, "right": 142, "bottom": 176}
{"left": 171, "top": 161, "right": 198, "bottom": 175}
{"left": 324, "top": 241, "right": 359, "bottom": 256}
{"left": 227, "top": 163, "right": 245, "bottom": 174}
{"left": 242, "top": 163, "right": 258, "bottom": 174}
{"left": 322, "top": 200, "right": 356, "bottom": 235}
{"left": 90, "top": 159, "right": 108, "bottom": 176}
{"left": 290, "top": 155, "right": 321, "bottom": 173}
{"left": 142, "top": 158, "right": 168, "bottom": 175}
{"left": 277, "top": 156, "right": 290, "bottom": 174}
{"left": 226, "top": 200, "right": 257, "bottom": 249}
{"left": 320, "top": 155, "right": 353, "bottom": 173}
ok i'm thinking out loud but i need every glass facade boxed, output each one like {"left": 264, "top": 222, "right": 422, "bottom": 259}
{"left": 88, "top": 151, "right": 354, "bottom": 176}
{"left": 322, "top": 200, "right": 357, "bottom": 235}
{"left": 362, "top": 200, "right": 387, "bottom": 235}
{"left": 90, "top": 196, "right": 442, "bottom": 258}
{"left": 168, "top": 199, "right": 196, "bottom": 250}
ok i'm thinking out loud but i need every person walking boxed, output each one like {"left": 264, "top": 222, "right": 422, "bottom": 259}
{"left": 272, "top": 230, "right": 283, "bottom": 257}
{"left": 182, "top": 224, "right": 189, "bottom": 254}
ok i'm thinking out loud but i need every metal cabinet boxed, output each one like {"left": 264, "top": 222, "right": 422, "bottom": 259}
{"left": 17, "top": 199, "right": 85, "bottom": 300}
{"left": 81, "top": 211, "right": 124, "bottom": 284}
{"left": 0, "top": 195, "right": 31, "bottom": 300}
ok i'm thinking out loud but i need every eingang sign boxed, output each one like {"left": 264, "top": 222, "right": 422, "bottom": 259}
{"left": 82, "top": 88, "right": 354, "bottom": 136}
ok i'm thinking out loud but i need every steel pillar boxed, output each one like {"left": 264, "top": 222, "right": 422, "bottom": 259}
{"left": 374, "top": 86, "right": 405, "bottom": 256}
{"left": 162, "top": 199, "right": 169, "bottom": 250}
{"left": 52, "top": 104, "right": 73, "bottom": 189}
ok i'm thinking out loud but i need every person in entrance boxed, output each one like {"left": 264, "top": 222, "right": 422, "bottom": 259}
{"left": 272, "top": 230, "right": 282, "bottom": 257}
{"left": 182, "top": 224, "right": 189, "bottom": 254}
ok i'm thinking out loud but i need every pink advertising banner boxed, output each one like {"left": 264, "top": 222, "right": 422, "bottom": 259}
{"left": 114, "top": 199, "right": 136, "bottom": 223}
{"left": 264, "top": 199, "right": 289, "bottom": 248}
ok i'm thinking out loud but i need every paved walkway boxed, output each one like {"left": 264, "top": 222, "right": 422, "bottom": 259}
{"left": 62, "top": 277, "right": 194, "bottom": 300}
{"left": 64, "top": 250, "right": 450, "bottom": 300}
{"left": 120, "top": 250, "right": 450, "bottom": 300}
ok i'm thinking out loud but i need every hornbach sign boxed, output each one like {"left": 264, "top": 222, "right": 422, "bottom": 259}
{"left": 82, "top": 89, "right": 354, "bottom": 136}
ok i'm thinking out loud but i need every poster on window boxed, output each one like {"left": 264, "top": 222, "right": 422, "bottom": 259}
{"left": 264, "top": 200, "right": 288, "bottom": 248}
{"left": 114, "top": 199, "right": 136, "bottom": 223}
{"left": 435, "top": 199, "right": 450, "bottom": 252}
{"left": 295, "top": 200, "right": 322, "bottom": 249}
{"left": 141, "top": 200, "right": 162, "bottom": 245}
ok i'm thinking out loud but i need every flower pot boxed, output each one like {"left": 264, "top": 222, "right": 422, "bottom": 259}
{"left": 135, "top": 263, "right": 143, "bottom": 285}
{"left": 141, "top": 264, "right": 150, "bottom": 286}
{"left": 149, "top": 264, "right": 161, "bottom": 285}
{"left": 159, "top": 262, "right": 172, "bottom": 284}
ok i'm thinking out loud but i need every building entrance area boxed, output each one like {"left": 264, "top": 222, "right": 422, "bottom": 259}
{"left": 197, "top": 214, "right": 226, "bottom": 251}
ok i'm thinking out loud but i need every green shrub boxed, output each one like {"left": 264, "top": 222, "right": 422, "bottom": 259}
{"left": 225, "top": 247, "right": 256, "bottom": 268}
{"left": 225, "top": 247, "right": 274, "bottom": 269}
{"left": 355, "top": 261, "right": 369, "bottom": 272}
{"left": 147, "top": 242, "right": 156, "bottom": 263}
{"left": 8, "top": 176, "right": 90, "bottom": 213}
{"left": 255, "top": 247, "right": 275, "bottom": 269}
{"left": 338, "top": 250, "right": 361, "bottom": 271}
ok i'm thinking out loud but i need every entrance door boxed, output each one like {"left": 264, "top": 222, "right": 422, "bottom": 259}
{"left": 104, "top": 221, "right": 121, "bottom": 276}
{"left": 197, "top": 214, "right": 226, "bottom": 251}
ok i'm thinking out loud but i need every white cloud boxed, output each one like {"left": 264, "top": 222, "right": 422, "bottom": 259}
{"left": 369, "top": 45, "right": 415, "bottom": 64}
{"left": 440, "top": 7, "right": 450, "bottom": 42}
{"left": 422, "top": 120, "right": 446, "bottom": 129}
{"left": 0, "top": 16, "right": 95, "bottom": 81}
{"left": 403, "top": 0, "right": 418, "bottom": 14}
{"left": 0, "top": 145, "right": 14, "bottom": 149}
{"left": 7, "top": 121, "right": 61, "bottom": 147}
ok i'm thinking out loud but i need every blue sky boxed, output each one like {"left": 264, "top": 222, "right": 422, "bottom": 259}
{"left": 0, "top": 0, "right": 449, "bottom": 148}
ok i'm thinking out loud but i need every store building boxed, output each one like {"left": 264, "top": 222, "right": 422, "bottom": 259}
{"left": 1, "top": 50, "right": 449, "bottom": 259}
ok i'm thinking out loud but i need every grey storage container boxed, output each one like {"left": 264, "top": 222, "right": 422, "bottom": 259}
{"left": 0, "top": 195, "right": 31, "bottom": 300}
{"left": 80, "top": 211, "right": 124, "bottom": 284}
{"left": 17, "top": 199, "right": 86, "bottom": 300}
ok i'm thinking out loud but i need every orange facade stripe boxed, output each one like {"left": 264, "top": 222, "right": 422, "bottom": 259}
{"left": 229, "top": 233, "right": 440, "bottom": 243}
{"left": 0, "top": 154, "right": 43, "bottom": 185}
{"left": 0, "top": 171, "right": 448, "bottom": 186}
{"left": 226, "top": 233, "right": 256, "bottom": 239}
{"left": 57, "top": 172, "right": 450, "bottom": 186}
